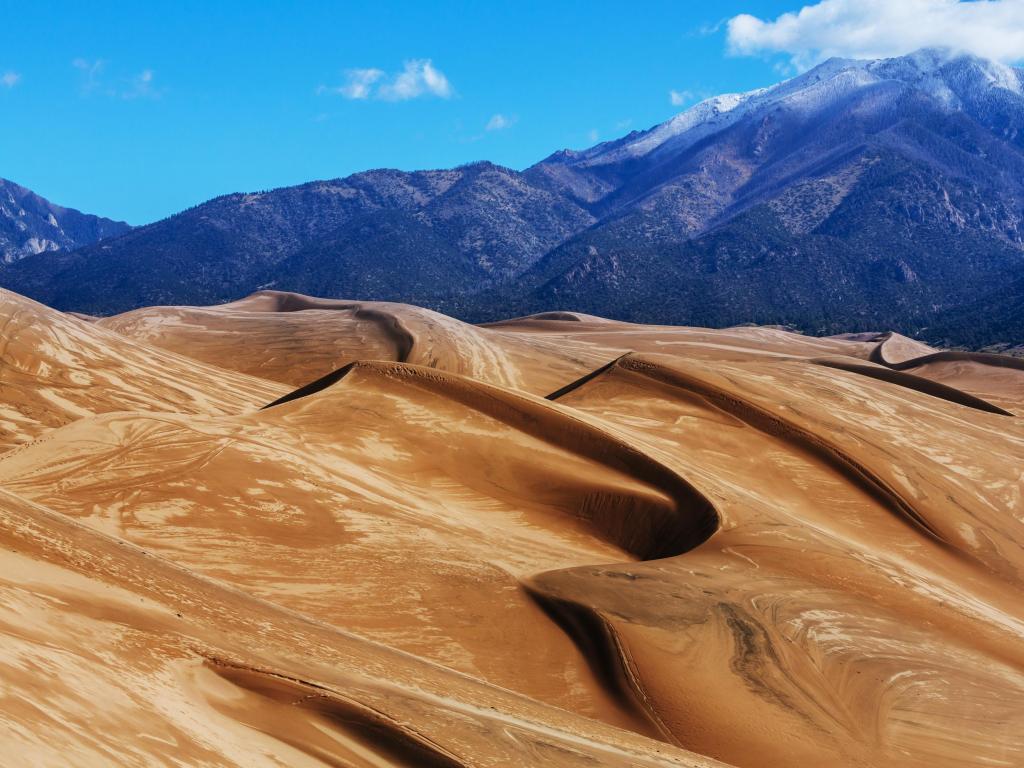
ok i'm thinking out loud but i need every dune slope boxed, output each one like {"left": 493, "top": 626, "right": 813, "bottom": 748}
{"left": 97, "top": 290, "right": 611, "bottom": 395}
{"left": 0, "top": 288, "right": 285, "bottom": 450}
{"left": 1, "top": 288, "right": 1021, "bottom": 768}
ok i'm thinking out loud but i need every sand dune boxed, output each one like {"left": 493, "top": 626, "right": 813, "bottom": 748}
{"left": 0, "top": 486, "right": 723, "bottom": 767}
{"left": 0, "top": 288, "right": 285, "bottom": 450}
{"left": 870, "top": 331, "right": 939, "bottom": 365}
{"left": 98, "top": 290, "right": 610, "bottom": 395}
{"left": 811, "top": 356, "right": 1014, "bottom": 416}
{"left": 539, "top": 352, "right": 1024, "bottom": 766}
{"left": 1, "top": 288, "right": 1021, "bottom": 767}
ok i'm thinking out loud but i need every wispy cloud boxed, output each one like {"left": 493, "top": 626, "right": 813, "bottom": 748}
{"left": 456, "top": 113, "right": 519, "bottom": 144}
{"left": 587, "top": 128, "right": 600, "bottom": 143}
{"left": 323, "top": 59, "right": 453, "bottom": 101}
{"left": 669, "top": 89, "right": 694, "bottom": 106}
{"left": 692, "top": 18, "right": 727, "bottom": 37}
{"left": 485, "top": 113, "right": 516, "bottom": 131}
{"left": 73, "top": 58, "right": 160, "bottom": 99}
{"left": 122, "top": 69, "right": 156, "bottom": 99}
{"left": 1, "top": 71, "right": 21, "bottom": 88}
{"left": 727, "top": 0, "right": 1024, "bottom": 71}
{"left": 73, "top": 57, "right": 105, "bottom": 94}
{"left": 326, "top": 67, "right": 383, "bottom": 99}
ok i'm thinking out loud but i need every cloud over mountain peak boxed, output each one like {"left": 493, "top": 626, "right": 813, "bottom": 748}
{"left": 728, "top": 0, "right": 1024, "bottom": 71}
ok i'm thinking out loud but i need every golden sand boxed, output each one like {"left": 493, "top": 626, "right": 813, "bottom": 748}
{"left": 1, "top": 287, "right": 1022, "bottom": 766}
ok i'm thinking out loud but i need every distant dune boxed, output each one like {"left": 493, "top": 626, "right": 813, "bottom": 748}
{"left": 1, "top": 287, "right": 1022, "bottom": 767}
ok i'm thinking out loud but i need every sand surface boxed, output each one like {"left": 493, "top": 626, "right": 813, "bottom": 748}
{"left": 1, "top": 288, "right": 1022, "bottom": 767}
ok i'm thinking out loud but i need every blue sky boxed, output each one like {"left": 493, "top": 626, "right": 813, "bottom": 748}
{"left": 2, "top": 1, "right": 1021, "bottom": 224}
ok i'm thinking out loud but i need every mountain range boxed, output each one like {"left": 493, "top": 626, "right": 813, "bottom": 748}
{"left": 2, "top": 47, "right": 1023, "bottom": 350}
{"left": 0, "top": 178, "right": 128, "bottom": 265}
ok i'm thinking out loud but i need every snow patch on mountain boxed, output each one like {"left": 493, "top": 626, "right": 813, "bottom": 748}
{"left": 580, "top": 48, "right": 1024, "bottom": 168}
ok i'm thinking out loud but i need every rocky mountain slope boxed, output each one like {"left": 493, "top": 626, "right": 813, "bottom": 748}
{"left": 511, "top": 49, "right": 1024, "bottom": 340}
{"left": 0, "top": 178, "right": 129, "bottom": 264}
{"left": 2, "top": 48, "right": 1023, "bottom": 348}
{"left": 0, "top": 163, "right": 592, "bottom": 312}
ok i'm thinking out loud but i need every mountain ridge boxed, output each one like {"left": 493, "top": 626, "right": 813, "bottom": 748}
{"left": 2, "top": 47, "right": 1023, "bottom": 349}
{"left": 0, "top": 178, "right": 130, "bottom": 265}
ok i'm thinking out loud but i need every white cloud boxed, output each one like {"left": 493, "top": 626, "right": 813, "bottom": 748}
{"left": 331, "top": 67, "right": 383, "bottom": 99}
{"left": 587, "top": 128, "right": 600, "bottom": 143}
{"left": 727, "top": 0, "right": 1024, "bottom": 70}
{"left": 669, "top": 89, "right": 693, "bottom": 106}
{"left": 378, "top": 59, "right": 452, "bottom": 100}
{"left": 324, "top": 59, "right": 453, "bottom": 101}
{"left": 485, "top": 113, "right": 516, "bottom": 131}
{"left": 1, "top": 71, "right": 20, "bottom": 88}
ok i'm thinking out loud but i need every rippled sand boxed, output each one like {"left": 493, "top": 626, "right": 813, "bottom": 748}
{"left": 1, "top": 287, "right": 1022, "bottom": 767}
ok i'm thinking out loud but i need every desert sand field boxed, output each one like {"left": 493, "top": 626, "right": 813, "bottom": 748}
{"left": 1, "top": 286, "right": 1022, "bottom": 767}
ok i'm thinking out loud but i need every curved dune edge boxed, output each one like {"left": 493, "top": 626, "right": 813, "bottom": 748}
{"left": 887, "top": 349, "right": 1024, "bottom": 372}
{"left": 546, "top": 354, "right": 630, "bottom": 401}
{"left": 105, "top": 291, "right": 417, "bottom": 366}
{"left": 480, "top": 310, "right": 624, "bottom": 327}
{"left": 99, "top": 289, "right": 608, "bottom": 396}
{"left": 544, "top": 351, "right": 1024, "bottom": 591}
{"left": 218, "top": 290, "right": 369, "bottom": 314}
{"left": 260, "top": 358, "right": 726, "bottom": 737}
{"left": 261, "top": 360, "right": 360, "bottom": 408}
{"left": 872, "top": 332, "right": 1024, "bottom": 372}
{"left": 238, "top": 292, "right": 418, "bottom": 362}
{"left": 871, "top": 332, "right": 938, "bottom": 365}
{"left": 522, "top": 311, "right": 584, "bottom": 322}
{"left": 0, "top": 395, "right": 663, "bottom": 737}
{"left": 353, "top": 306, "right": 415, "bottom": 361}
{"left": 0, "top": 486, "right": 726, "bottom": 767}
{"left": 0, "top": 352, "right": 721, "bottom": 740}
{"left": 522, "top": 351, "right": 1024, "bottom": 765}
{"left": 524, "top": 585, "right": 681, "bottom": 745}
{"left": 529, "top": 351, "right": 969, "bottom": 746}
{"left": 201, "top": 659, "right": 466, "bottom": 768}
{"left": 264, "top": 359, "right": 721, "bottom": 561}
{"left": 811, "top": 356, "right": 1014, "bottom": 416}
{"left": 549, "top": 353, "right": 950, "bottom": 544}
{"left": 257, "top": 351, "right": 1019, "bottom": 745}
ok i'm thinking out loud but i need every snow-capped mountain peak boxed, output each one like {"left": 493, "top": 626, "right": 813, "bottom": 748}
{"left": 577, "top": 48, "right": 1024, "bottom": 168}
{"left": 609, "top": 91, "right": 758, "bottom": 160}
